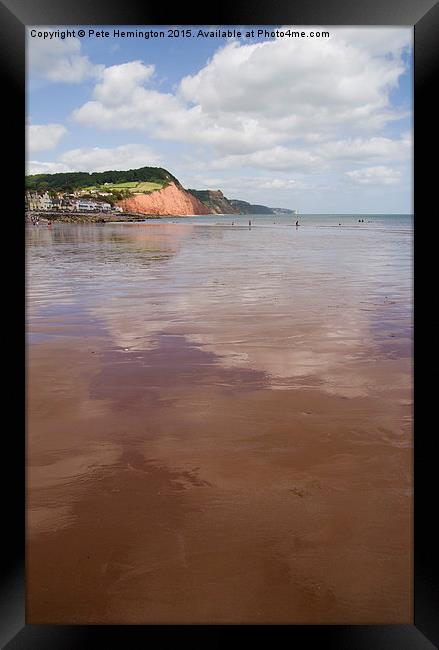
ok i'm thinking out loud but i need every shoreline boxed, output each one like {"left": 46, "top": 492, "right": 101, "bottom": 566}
{"left": 25, "top": 211, "right": 193, "bottom": 223}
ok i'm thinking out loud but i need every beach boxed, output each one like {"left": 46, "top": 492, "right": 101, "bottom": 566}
{"left": 26, "top": 215, "right": 413, "bottom": 624}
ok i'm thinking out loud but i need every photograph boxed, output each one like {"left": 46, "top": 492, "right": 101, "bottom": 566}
{"left": 25, "top": 24, "right": 414, "bottom": 625}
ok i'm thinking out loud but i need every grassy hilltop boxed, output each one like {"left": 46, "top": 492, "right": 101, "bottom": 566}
{"left": 25, "top": 166, "right": 178, "bottom": 194}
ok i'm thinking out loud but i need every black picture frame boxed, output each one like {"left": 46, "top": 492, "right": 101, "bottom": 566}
{"left": 1, "top": 0, "right": 437, "bottom": 647}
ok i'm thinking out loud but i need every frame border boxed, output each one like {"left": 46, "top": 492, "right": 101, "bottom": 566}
{"left": 2, "top": 0, "right": 437, "bottom": 646}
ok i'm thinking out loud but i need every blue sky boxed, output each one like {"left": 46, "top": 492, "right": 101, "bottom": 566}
{"left": 27, "top": 26, "right": 413, "bottom": 213}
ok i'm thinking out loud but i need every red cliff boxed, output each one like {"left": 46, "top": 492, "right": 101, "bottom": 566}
{"left": 116, "top": 182, "right": 212, "bottom": 216}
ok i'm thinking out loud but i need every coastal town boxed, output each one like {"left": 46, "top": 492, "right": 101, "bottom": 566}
{"left": 25, "top": 188, "right": 124, "bottom": 215}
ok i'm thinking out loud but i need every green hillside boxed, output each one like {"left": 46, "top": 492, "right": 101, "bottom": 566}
{"left": 229, "top": 199, "right": 275, "bottom": 214}
{"left": 25, "top": 166, "right": 178, "bottom": 193}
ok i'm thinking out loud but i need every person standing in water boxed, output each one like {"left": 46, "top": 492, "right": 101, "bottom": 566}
{"left": 295, "top": 220, "right": 299, "bottom": 227}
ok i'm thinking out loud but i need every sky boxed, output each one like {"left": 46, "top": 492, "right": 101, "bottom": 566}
{"left": 26, "top": 25, "right": 413, "bottom": 213}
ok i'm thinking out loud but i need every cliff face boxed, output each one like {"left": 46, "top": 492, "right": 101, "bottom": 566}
{"left": 187, "top": 189, "right": 238, "bottom": 214}
{"left": 116, "top": 182, "right": 212, "bottom": 216}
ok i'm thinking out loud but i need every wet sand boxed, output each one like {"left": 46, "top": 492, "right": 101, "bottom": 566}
{"left": 26, "top": 218, "right": 413, "bottom": 623}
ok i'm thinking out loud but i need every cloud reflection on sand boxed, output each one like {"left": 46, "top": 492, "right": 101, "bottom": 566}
{"left": 82, "top": 220, "right": 411, "bottom": 399}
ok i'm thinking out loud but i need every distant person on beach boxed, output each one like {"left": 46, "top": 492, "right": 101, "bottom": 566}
{"left": 295, "top": 220, "right": 299, "bottom": 227}
{"left": 249, "top": 220, "right": 251, "bottom": 227}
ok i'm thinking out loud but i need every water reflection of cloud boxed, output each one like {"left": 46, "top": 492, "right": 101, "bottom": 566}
{"left": 62, "top": 223, "right": 412, "bottom": 398}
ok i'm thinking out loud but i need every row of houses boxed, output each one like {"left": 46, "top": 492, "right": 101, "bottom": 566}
{"left": 25, "top": 192, "right": 123, "bottom": 213}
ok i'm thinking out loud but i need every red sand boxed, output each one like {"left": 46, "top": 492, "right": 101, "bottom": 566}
{"left": 27, "top": 333, "right": 412, "bottom": 624}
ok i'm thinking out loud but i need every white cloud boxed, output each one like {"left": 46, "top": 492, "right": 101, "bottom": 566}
{"left": 345, "top": 166, "right": 402, "bottom": 186}
{"left": 59, "top": 144, "right": 161, "bottom": 171}
{"left": 210, "top": 147, "right": 319, "bottom": 171}
{"left": 27, "top": 123, "right": 67, "bottom": 153}
{"left": 27, "top": 160, "right": 71, "bottom": 175}
{"left": 93, "top": 61, "right": 155, "bottom": 106}
{"left": 72, "top": 26, "right": 411, "bottom": 162}
{"left": 257, "top": 179, "right": 299, "bottom": 190}
{"left": 179, "top": 34, "right": 402, "bottom": 119}
{"left": 27, "top": 32, "right": 104, "bottom": 83}
{"left": 317, "top": 134, "right": 412, "bottom": 163}
{"left": 208, "top": 134, "right": 411, "bottom": 172}
{"left": 27, "top": 144, "right": 161, "bottom": 175}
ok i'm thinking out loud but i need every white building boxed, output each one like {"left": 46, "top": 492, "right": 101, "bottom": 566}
{"left": 26, "top": 191, "right": 52, "bottom": 211}
{"left": 75, "top": 199, "right": 113, "bottom": 212}
{"left": 26, "top": 192, "right": 119, "bottom": 213}
{"left": 75, "top": 199, "right": 99, "bottom": 211}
